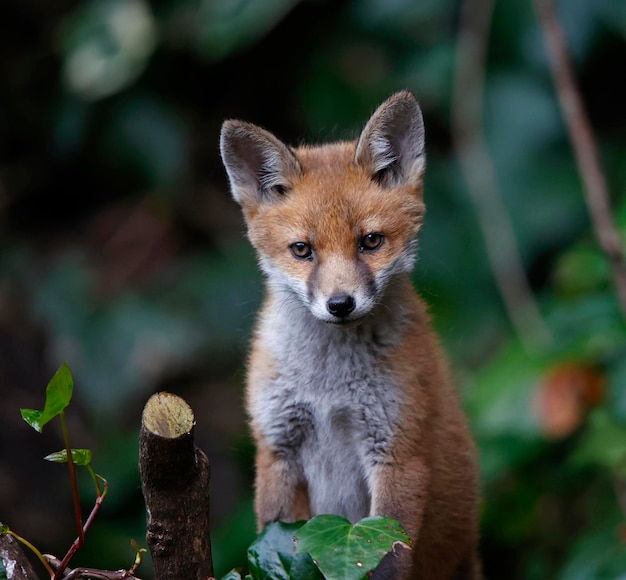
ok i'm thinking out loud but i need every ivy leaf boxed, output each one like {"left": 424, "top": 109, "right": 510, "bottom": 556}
{"left": 247, "top": 521, "right": 322, "bottom": 580}
{"left": 44, "top": 448, "right": 92, "bottom": 466}
{"left": 20, "top": 363, "right": 74, "bottom": 433}
{"left": 295, "top": 515, "right": 410, "bottom": 580}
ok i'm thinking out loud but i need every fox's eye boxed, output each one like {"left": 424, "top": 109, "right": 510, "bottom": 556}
{"left": 359, "top": 233, "right": 384, "bottom": 252}
{"left": 290, "top": 241, "right": 313, "bottom": 260}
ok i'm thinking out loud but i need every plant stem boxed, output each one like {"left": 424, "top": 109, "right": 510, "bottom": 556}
{"left": 7, "top": 530, "right": 56, "bottom": 577}
{"left": 59, "top": 411, "right": 84, "bottom": 543}
{"left": 87, "top": 465, "right": 103, "bottom": 497}
{"left": 53, "top": 479, "right": 109, "bottom": 580}
{"left": 53, "top": 410, "right": 85, "bottom": 580}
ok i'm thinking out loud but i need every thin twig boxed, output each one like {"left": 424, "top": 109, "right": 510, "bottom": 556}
{"left": 54, "top": 479, "right": 109, "bottom": 579}
{"left": 45, "top": 555, "right": 142, "bottom": 580}
{"left": 452, "top": 0, "right": 552, "bottom": 349}
{"left": 534, "top": 0, "right": 626, "bottom": 320}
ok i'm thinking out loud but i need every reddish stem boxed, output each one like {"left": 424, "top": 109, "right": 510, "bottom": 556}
{"left": 53, "top": 480, "right": 109, "bottom": 580}
{"left": 59, "top": 412, "right": 84, "bottom": 546}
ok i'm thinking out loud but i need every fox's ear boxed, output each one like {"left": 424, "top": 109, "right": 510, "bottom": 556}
{"left": 220, "top": 120, "right": 301, "bottom": 207}
{"left": 354, "top": 90, "right": 425, "bottom": 188}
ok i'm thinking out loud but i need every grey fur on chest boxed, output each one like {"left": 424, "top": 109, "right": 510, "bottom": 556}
{"left": 250, "top": 297, "right": 403, "bottom": 521}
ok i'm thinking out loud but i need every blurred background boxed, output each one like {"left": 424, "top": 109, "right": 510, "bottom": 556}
{"left": 1, "top": 0, "right": 626, "bottom": 578}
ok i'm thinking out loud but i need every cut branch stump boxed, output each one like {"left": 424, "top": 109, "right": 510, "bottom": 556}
{"left": 139, "top": 392, "right": 213, "bottom": 580}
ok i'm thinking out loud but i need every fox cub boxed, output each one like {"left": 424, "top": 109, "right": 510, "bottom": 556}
{"left": 220, "top": 91, "right": 481, "bottom": 579}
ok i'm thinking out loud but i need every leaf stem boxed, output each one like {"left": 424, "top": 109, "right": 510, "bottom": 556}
{"left": 87, "top": 464, "right": 103, "bottom": 497}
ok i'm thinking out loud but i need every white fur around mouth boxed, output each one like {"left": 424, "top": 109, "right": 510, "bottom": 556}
{"left": 324, "top": 315, "right": 367, "bottom": 327}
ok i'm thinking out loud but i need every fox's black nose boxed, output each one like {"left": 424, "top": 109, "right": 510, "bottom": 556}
{"left": 327, "top": 294, "right": 356, "bottom": 318}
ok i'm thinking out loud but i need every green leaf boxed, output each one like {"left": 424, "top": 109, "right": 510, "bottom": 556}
{"left": 247, "top": 521, "right": 322, "bottom": 580}
{"left": 19, "top": 408, "right": 45, "bottom": 433}
{"left": 0, "top": 559, "right": 7, "bottom": 580}
{"left": 0, "top": 525, "right": 9, "bottom": 535}
{"left": 44, "top": 448, "right": 92, "bottom": 466}
{"left": 295, "top": 515, "right": 410, "bottom": 580}
{"left": 572, "top": 409, "right": 626, "bottom": 476}
{"left": 20, "top": 363, "right": 74, "bottom": 432}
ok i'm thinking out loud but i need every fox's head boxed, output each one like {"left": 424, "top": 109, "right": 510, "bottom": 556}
{"left": 220, "top": 91, "right": 426, "bottom": 326}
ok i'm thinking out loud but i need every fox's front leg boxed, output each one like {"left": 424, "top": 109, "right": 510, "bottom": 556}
{"left": 369, "top": 457, "right": 430, "bottom": 579}
{"left": 254, "top": 438, "right": 310, "bottom": 532}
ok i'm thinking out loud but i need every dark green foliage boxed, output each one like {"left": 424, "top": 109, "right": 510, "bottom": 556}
{"left": 246, "top": 521, "right": 321, "bottom": 580}
{"left": 222, "top": 516, "right": 407, "bottom": 580}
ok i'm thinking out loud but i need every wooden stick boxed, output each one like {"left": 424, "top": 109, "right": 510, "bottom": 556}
{"left": 139, "top": 393, "right": 213, "bottom": 580}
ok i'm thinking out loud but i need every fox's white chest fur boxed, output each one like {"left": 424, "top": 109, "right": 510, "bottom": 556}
{"left": 249, "top": 288, "right": 403, "bottom": 522}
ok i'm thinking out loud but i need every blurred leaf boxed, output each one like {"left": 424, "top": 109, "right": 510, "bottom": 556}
{"left": 44, "top": 448, "right": 93, "bottom": 466}
{"left": 557, "top": 517, "right": 626, "bottom": 580}
{"left": 194, "top": 0, "right": 301, "bottom": 59}
{"left": 61, "top": 0, "right": 157, "bottom": 100}
{"left": 295, "top": 515, "right": 409, "bottom": 580}
{"left": 27, "top": 245, "right": 259, "bottom": 414}
{"left": 534, "top": 363, "right": 604, "bottom": 439}
{"left": 554, "top": 244, "right": 610, "bottom": 297}
{"left": 399, "top": 43, "right": 455, "bottom": 111}
{"left": 485, "top": 74, "right": 562, "bottom": 172}
{"left": 20, "top": 363, "right": 74, "bottom": 433}
{"left": 465, "top": 341, "right": 545, "bottom": 438}
{"left": 105, "top": 96, "right": 188, "bottom": 189}
{"left": 608, "top": 355, "right": 626, "bottom": 423}
{"left": 572, "top": 409, "right": 626, "bottom": 475}
{"left": 352, "top": 0, "right": 452, "bottom": 36}
{"left": 0, "top": 560, "right": 6, "bottom": 580}
{"left": 546, "top": 293, "right": 626, "bottom": 361}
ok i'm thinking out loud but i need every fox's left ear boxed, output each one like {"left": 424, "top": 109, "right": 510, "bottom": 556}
{"left": 354, "top": 90, "right": 425, "bottom": 188}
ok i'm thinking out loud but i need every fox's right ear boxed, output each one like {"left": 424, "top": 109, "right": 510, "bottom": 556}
{"left": 220, "top": 120, "right": 302, "bottom": 208}
{"left": 355, "top": 90, "right": 425, "bottom": 189}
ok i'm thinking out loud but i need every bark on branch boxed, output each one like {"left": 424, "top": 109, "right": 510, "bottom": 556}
{"left": 139, "top": 392, "right": 213, "bottom": 580}
{"left": 535, "top": 0, "right": 626, "bottom": 320}
{"left": 452, "top": 0, "right": 552, "bottom": 349}
{"left": 0, "top": 524, "right": 40, "bottom": 580}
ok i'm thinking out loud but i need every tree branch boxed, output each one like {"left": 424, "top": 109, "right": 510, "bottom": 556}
{"left": 534, "top": 0, "right": 626, "bottom": 320}
{"left": 452, "top": 0, "right": 552, "bottom": 349}
{"left": 139, "top": 392, "right": 213, "bottom": 580}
